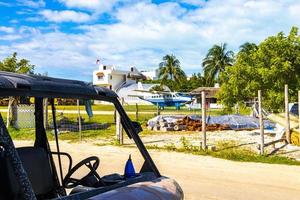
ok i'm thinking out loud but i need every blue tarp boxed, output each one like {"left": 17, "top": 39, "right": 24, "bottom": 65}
{"left": 190, "top": 114, "right": 275, "bottom": 130}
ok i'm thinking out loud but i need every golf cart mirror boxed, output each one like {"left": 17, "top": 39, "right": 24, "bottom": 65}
{"left": 132, "top": 121, "right": 143, "bottom": 134}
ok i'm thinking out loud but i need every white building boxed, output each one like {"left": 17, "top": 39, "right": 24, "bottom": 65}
{"left": 93, "top": 64, "right": 160, "bottom": 90}
{"left": 140, "top": 69, "right": 159, "bottom": 80}
{"left": 93, "top": 64, "right": 165, "bottom": 104}
{"left": 93, "top": 64, "right": 144, "bottom": 91}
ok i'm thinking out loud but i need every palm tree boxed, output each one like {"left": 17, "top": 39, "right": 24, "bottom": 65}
{"left": 202, "top": 43, "right": 234, "bottom": 86}
{"left": 158, "top": 54, "right": 186, "bottom": 84}
{"left": 239, "top": 42, "right": 257, "bottom": 54}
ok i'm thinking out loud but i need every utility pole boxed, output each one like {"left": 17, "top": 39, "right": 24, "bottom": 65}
{"left": 201, "top": 91, "right": 207, "bottom": 150}
{"left": 285, "top": 84, "right": 291, "bottom": 143}
{"left": 258, "top": 90, "right": 264, "bottom": 155}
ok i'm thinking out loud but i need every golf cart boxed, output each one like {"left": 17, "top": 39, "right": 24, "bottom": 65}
{"left": 0, "top": 71, "right": 183, "bottom": 200}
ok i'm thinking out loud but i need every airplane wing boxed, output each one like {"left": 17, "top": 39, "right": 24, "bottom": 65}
{"left": 133, "top": 89, "right": 167, "bottom": 94}
{"left": 128, "top": 94, "right": 145, "bottom": 98}
{"left": 133, "top": 90, "right": 191, "bottom": 95}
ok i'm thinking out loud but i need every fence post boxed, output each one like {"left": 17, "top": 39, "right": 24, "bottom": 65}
{"left": 77, "top": 99, "right": 82, "bottom": 142}
{"left": 6, "top": 96, "right": 13, "bottom": 128}
{"left": 43, "top": 98, "right": 48, "bottom": 129}
{"left": 285, "top": 84, "right": 291, "bottom": 143}
{"left": 135, "top": 103, "right": 139, "bottom": 121}
{"left": 116, "top": 109, "right": 121, "bottom": 141}
{"left": 201, "top": 91, "right": 207, "bottom": 150}
{"left": 258, "top": 90, "right": 264, "bottom": 155}
{"left": 120, "top": 98, "right": 124, "bottom": 145}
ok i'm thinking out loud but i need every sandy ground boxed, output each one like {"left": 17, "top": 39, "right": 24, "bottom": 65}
{"left": 15, "top": 140, "right": 300, "bottom": 200}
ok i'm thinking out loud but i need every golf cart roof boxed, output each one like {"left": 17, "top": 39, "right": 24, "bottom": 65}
{"left": 0, "top": 71, "right": 118, "bottom": 100}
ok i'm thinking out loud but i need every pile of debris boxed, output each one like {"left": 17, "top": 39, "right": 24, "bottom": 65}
{"left": 147, "top": 115, "right": 185, "bottom": 132}
{"left": 147, "top": 115, "right": 230, "bottom": 132}
{"left": 147, "top": 114, "right": 275, "bottom": 132}
{"left": 177, "top": 116, "right": 231, "bottom": 131}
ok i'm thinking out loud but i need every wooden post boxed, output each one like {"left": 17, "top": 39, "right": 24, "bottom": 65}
{"left": 43, "top": 98, "right": 48, "bottom": 129}
{"left": 135, "top": 103, "right": 139, "bottom": 121}
{"left": 116, "top": 98, "right": 124, "bottom": 145}
{"left": 77, "top": 99, "right": 82, "bottom": 142}
{"left": 116, "top": 109, "right": 121, "bottom": 141}
{"left": 285, "top": 85, "right": 291, "bottom": 143}
{"left": 258, "top": 90, "right": 264, "bottom": 155}
{"left": 6, "top": 96, "right": 13, "bottom": 128}
{"left": 156, "top": 103, "right": 160, "bottom": 116}
{"left": 119, "top": 98, "right": 124, "bottom": 145}
{"left": 201, "top": 91, "right": 207, "bottom": 150}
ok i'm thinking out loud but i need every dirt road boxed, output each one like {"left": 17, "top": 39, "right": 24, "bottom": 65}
{"left": 16, "top": 141, "right": 300, "bottom": 200}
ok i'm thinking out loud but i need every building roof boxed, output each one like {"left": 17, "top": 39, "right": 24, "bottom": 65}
{"left": 190, "top": 86, "right": 220, "bottom": 98}
{"left": 0, "top": 71, "right": 118, "bottom": 100}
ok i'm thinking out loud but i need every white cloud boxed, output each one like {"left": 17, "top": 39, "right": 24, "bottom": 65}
{"left": 0, "top": 2, "right": 12, "bottom": 7}
{"left": 39, "top": 9, "right": 92, "bottom": 23}
{"left": 178, "top": 0, "right": 206, "bottom": 6}
{"left": 2, "top": 0, "right": 300, "bottom": 80}
{"left": 58, "top": 0, "right": 121, "bottom": 13}
{"left": 0, "top": 26, "right": 14, "bottom": 33}
{"left": 17, "top": 0, "right": 45, "bottom": 8}
{"left": 0, "top": 35, "right": 21, "bottom": 41}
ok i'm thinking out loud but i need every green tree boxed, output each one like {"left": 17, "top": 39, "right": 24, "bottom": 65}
{"left": 202, "top": 43, "right": 234, "bottom": 86}
{"left": 218, "top": 27, "right": 300, "bottom": 111}
{"left": 180, "top": 73, "right": 206, "bottom": 92}
{"left": 0, "top": 52, "right": 34, "bottom": 74}
{"left": 158, "top": 54, "right": 186, "bottom": 86}
{"left": 239, "top": 42, "right": 257, "bottom": 54}
{"left": 0, "top": 52, "right": 35, "bottom": 127}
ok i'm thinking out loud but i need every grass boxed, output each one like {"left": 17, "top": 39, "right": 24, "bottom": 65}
{"left": 0, "top": 104, "right": 251, "bottom": 116}
{"left": 7, "top": 126, "right": 116, "bottom": 143}
{"left": 145, "top": 139, "right": 300, "bottom": 166}
{"left": 5, "top": 105, "right": 295, "bottom": 166}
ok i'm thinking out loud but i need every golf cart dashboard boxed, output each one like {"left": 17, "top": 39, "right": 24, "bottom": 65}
{"left": 60, "top": 172, "right": 157, "bottom": 199}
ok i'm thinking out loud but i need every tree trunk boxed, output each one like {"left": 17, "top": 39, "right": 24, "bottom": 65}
{"left": 7, "top": 96, "right": 17, "bottom": 128}
{"left": 6, "top": 97, "right": 12, "bottom": 127}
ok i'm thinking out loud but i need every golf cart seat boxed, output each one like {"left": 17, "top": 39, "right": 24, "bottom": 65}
{"left": 0, "top": 146, "right": 57, "bottom": 200}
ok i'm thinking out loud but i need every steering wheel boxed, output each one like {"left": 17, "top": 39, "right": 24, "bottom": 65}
{"left": 63, "top": 156, "right": 103, "bottom": 188}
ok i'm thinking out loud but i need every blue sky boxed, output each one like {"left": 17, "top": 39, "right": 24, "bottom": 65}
{"left": 1, "top": 0, "right": 300, "bottom": 81}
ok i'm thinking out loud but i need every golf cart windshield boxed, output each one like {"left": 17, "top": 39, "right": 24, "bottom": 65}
{"left": 0, "top": 71, "right": 160, "bottom": 200}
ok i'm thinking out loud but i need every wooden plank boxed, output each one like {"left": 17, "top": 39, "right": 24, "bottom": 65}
{"left": 264, "top": 138, "right": 287, "bottom": 147}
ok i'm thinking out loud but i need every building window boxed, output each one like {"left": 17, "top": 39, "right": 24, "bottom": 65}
{"left": 110, "top": 75, "right": 112, "bottom": 80}
{"left": 109, "top": 85, "right": 112, "bottom": 90}
{"left": 131, "top": 67, "right": 134, "bottom": 72}
{"left": 103, "top": 65, "right": 106, "bottom": 70}
{"left": 98, "top": 75, "right": 104, "bottom": 80}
